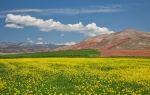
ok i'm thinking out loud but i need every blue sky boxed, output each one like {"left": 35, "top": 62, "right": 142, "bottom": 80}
{"left": 0, "top": 0, "right": 150, "bottom": 44}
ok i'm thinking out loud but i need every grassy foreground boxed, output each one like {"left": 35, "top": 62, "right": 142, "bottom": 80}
{"left": 0, "top": 58, "right": 150, "bottom": 95}
{"left": 0, "top": 49, "right": 100, "bottom": 58}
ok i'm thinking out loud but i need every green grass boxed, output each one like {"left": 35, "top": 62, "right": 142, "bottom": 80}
{"left": 0, "top": 49, "right": 100, "bottom": 58}
{"left": 0, "top": 58, "right": 150, "bottom": 94}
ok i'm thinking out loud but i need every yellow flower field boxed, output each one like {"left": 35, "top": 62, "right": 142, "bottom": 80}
{"left": 0, "top": 58, "right": 150, "bottom": 94}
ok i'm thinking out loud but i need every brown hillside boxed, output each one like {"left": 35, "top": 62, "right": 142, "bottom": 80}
{"left": 55, "top": 29, "right": 150, "bottom": 50}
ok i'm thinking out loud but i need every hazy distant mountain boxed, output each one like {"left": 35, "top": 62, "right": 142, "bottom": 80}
{"left": 55, "top": 29, "right": 150, "bottom": 50}
{"left": 0, "top": 42, "right": 64, "bottom": 53}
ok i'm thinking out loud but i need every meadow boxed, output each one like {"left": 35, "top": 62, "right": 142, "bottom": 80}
{"left": 0, "top": 58, "right": 150, "bottom": 95}
{"left": 0, "top": 49, "right": 100, "bottom": 58}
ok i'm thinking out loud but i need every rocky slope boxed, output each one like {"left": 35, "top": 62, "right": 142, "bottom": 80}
{"left": 55, "top": 29, "right": 150, "bottom": 50}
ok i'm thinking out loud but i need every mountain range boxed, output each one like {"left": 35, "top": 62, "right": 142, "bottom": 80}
{"left": 0, "top": 29, "right": 150, "bottom": 57}
{"left": 0, "top": 42, "right": 64, "bottom": 53}
{"left": 55, "top": 29, "right": 150, "bottom": 50}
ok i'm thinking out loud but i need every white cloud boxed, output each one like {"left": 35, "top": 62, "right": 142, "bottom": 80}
{"left": 36, "top": 37, "right": 48, "bottom": 44}
{"left": 27, "top": 38, "right": 34, "bottom": 43}
{"left": 57, "top": 42, "right": 77, "bottom": 45}
{"left": 64, "top": 42, "right": 76, "bottom": 45}
{"left": 5, "top": 9, "right": 42, "bottom": 13}
{"left": 5, "top": 14, "right": 114, "bottom": 37}
{"left": 1, "top": 5, "right": 123, "bottom": 15}
{"left": 26, "top": 37, "right": 48, "bottom": 44}
{"left": 35, "top": 42, "right": 47, "bottom": 45}
{"left": 5, "top": 23, "right": 24, "bottom": 29}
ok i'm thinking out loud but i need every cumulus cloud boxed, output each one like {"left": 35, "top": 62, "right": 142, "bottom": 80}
{"left": 5, "top": 14, "right": 114, "bottom": 37}
{"left": 5, "top": 23, "right": 24, "bottom": 29}
{"left": 57, "top": 42, "right": 77, "bottom": 46}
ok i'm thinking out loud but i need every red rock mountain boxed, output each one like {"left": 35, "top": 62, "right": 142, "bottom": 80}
{"left": 55, "top": 29, "right": 150, "bottom": 50}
